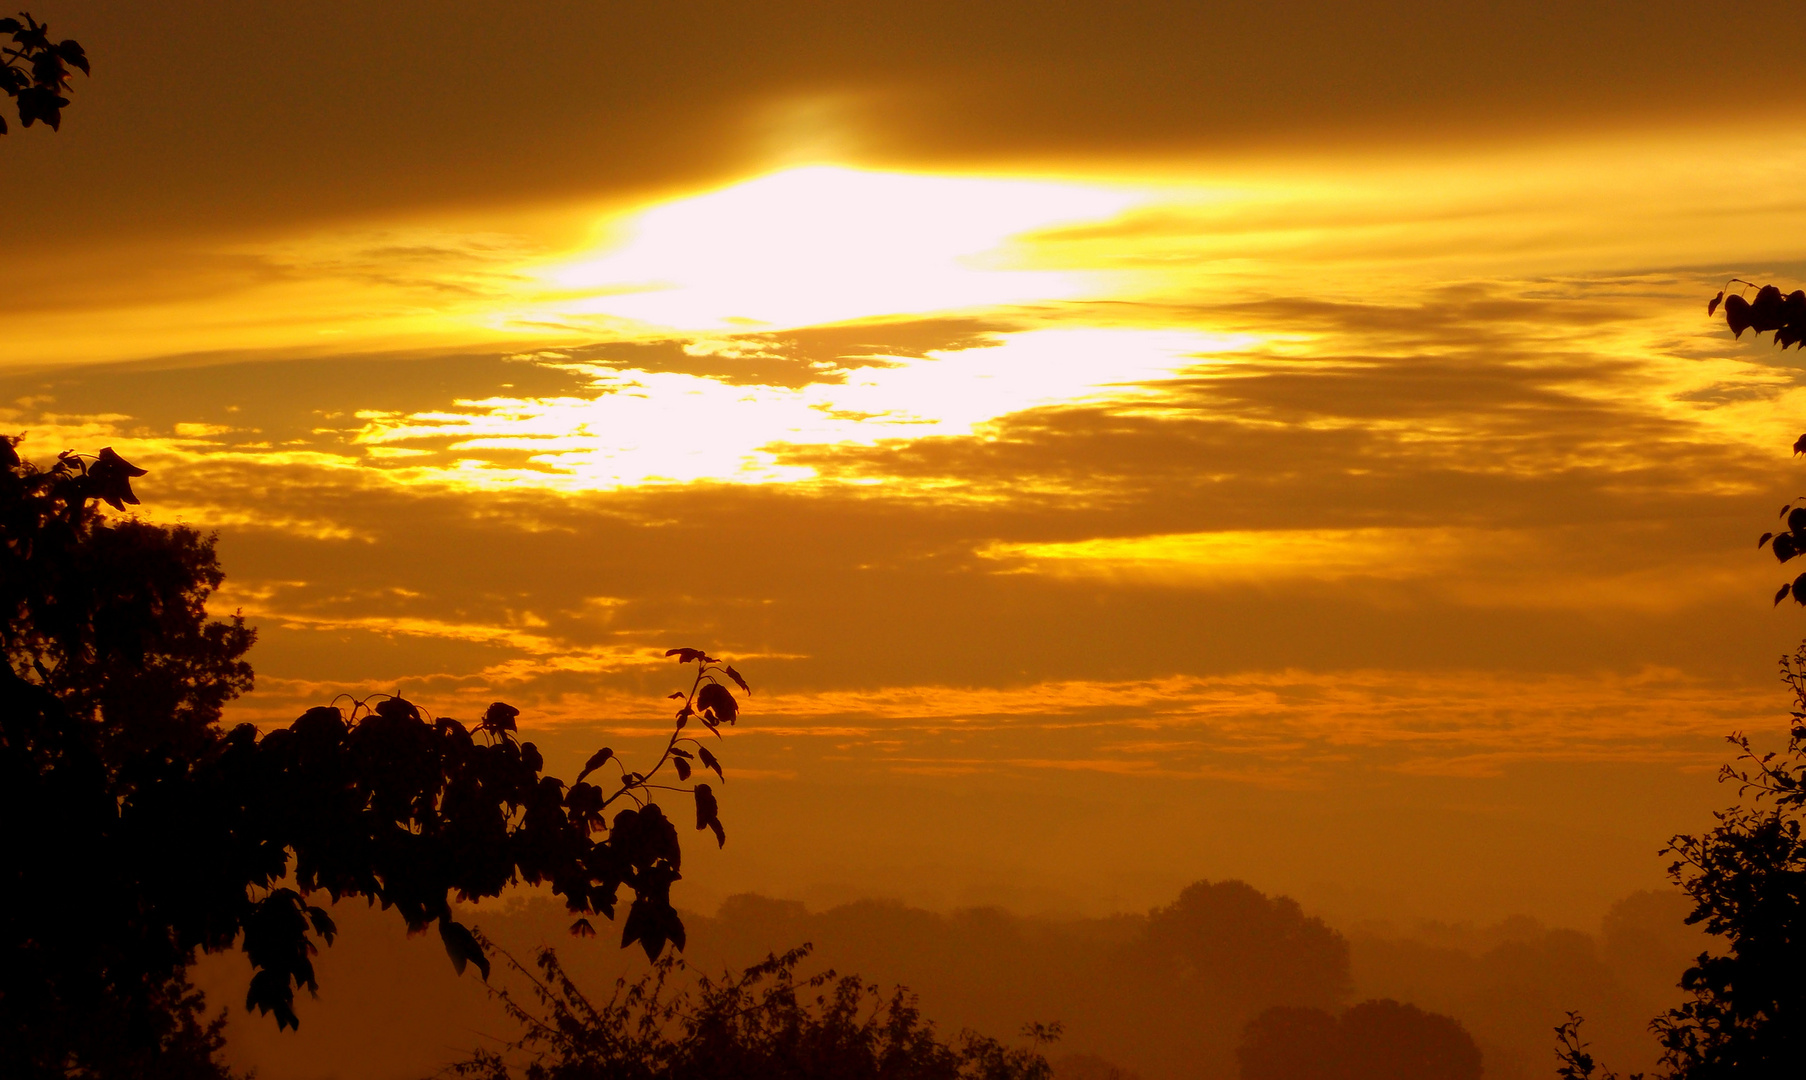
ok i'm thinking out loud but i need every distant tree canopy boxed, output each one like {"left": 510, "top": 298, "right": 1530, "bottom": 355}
{"left": 1137, "top": 879, "right": 1351, "bottom": 1009}
{"left": 1, "top": 11, "right": 85, "bottom": 133}
{"left": 1237, "top": 999, "right": 1483, "bottom": 1080}
{"left": 0, "top": 442, "right": 747, "bottom": 1077}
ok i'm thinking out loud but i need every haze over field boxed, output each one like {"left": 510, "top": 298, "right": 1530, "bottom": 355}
{"left": 10, "top": 3, "right": 1806, "bottom": 1076}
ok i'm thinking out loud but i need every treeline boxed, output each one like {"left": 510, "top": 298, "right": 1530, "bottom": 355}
{"left": 193, "top": 880, "right": 1701, "bottom": 1080}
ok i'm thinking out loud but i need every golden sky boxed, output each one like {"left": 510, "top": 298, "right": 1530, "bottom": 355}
{"left": 9, "top": 1, "right": 1806, "bottom": 927}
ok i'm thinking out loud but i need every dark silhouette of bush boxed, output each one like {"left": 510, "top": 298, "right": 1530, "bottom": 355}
{"left": 1, "top": 11, "right": 85, "bottom": 133}
{"left": 451, "top": 941, "right": 1056, "bottom": 1080}
{"left": 0, "top": 442, "right": 748, "bottom": 1076}
{"left": 1237, "top": 999, "right": 1481, "bottom": 1080}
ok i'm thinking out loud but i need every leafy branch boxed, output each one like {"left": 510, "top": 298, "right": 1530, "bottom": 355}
{"left": 0, "top": 11, "right": 86, "bottom": 134}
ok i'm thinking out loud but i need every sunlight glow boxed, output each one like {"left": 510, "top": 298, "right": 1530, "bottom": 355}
{"left": 529, "top": 166, "right": 1149, "bottom": 332}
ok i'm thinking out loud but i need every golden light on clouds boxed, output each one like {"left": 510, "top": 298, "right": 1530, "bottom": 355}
{"left": 340, "top": 327, "right": 1248, "bottom": 492}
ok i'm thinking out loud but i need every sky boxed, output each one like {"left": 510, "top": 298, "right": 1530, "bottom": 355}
{"left": 10, "top": 1, "right": 1806, "bottom": 931}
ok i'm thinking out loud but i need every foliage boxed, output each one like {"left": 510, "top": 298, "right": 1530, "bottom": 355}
{"left": 1, "top": 10, "right": 85, "bottom": 133}
{"left": 1237, "top": 999, "right": 1482, "bottom": 1080}
{"left": 450, "top": 940, "right": 1056, "bottom": 1080}
{"left": 0, "top": 442, "right": 747, "bottom": 1074}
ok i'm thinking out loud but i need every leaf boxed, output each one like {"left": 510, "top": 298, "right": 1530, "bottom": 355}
{"left": 570, "top": 918, "right": 596, "bottom": 938}
{"left": 1750, "top": 285, "right": 1786, "bottom": 334}
{"left": 307, "top": 906, "right": 337, "bottom": 944}
{"left": 1794, "top": 572, "right": 1806, "bottom": 605}
{"left": 1760, "top": 532, "right": 1775, "bottom": 549}
{"left": 669, "top": 747, "right": 693, "bottom": 758}
{"left": 674, "top": 757, "right": 691, "bottom": 781}
{"left": 666, "top": 647, "right": 707, "bottom": 664}
{"left": 1794, "top": 433, "right": 1806, "bottom": 456}
{"left": 725, "top": 665, "right": 751, "bottom": 695}
{"left": 1777, "top": 533, "right": 1798, "bottom": 563}
{"left": 85, "top": 446, "right": 147, "bottom": 510}
{"left": 439, "top": 919, "right": 491, "bottom": 980}
{"left": 695, "top": 783, "right": 723, "bottom": 847}
{"left": 55, "top": 39, "right": 87, "bottom": 74}
{"left": 699, "top": 746, "right": 723, "bottom": 780}
{"left": 1708, "top": 291, "right": 1723, "bottom": 316}
{"left": 697, "top": 682, "right": 738, "bottom": 725}
{"left": 483, "top": 701, "right": 519, "bottom": 731}
{"left": 668, "top": 691, "right": 686, "bottom": 699}
{"left": 1789, "top": 508, "right": 1806, "bottom": 535}
{"left": 1725, "top": 293, "right": 1753, "bottom": 337}
{"left": 1777, "top": 583, "right": 1791, "bottom": 606}
{"left": 575, "top": 746, "right": 613, "bottom": 784}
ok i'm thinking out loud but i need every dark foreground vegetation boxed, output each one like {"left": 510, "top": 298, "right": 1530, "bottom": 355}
{"left": 452, "top": 942, "right": 1055, "bottom": 1080}
{"left": 0, "top": 441, "right": 747, "bottom": 1076}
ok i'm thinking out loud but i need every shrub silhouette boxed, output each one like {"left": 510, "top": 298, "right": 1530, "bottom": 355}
{"left": 0, "top": 443, "right": 747, "bottom": 1075}
{"left": 451, "top": 941, "right": 1056, "bottom": 1080}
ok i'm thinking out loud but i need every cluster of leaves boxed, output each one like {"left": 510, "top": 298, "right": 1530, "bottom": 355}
{"left": 0, "top": 440, "right": 746, "bottom": 1073}
{"left": 1, "top": 11, "right": 86, "bottom": 133}
{"left": 1755, "top": 501, "right": 1806, "bottom": 607}
{"left": 1708, "top": 280, "right": 1806, "bottom": 350}
{"left": 451, "top": 941, "right": 1057, "bottom": 1080}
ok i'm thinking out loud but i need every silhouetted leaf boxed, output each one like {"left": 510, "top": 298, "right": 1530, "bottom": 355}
{"left": 570, "top": 918, "right": 595, "bottom": 938}
{"left": 1708, "top": 291, "right": 1724, "bottom": 316}
{"left": 1750, "top": 285, "right": 1785, "bottom": 334}
{"left": 1776, "top": 533, "right": 1798, "bottom": 563}
{"left": 439, "top": 919, "right": 491, "bottom": 980}
{"left": 575, "top": 746, "right": 613, "bottom": 783}
{"left": 668, "top": 691, "right": 686, "bottom": 699}
{"left": 666, "top": 647, "right": 707, "bottom": 664}
{"left": 699, "top": 746, "right": 723, "bottom": 780}
{"left": 1793, "top": 573, "right": 1806, "bottom": 605}
{"left": 674, "top": 757, "right": 691, "bottom": 781}
{"left": 85, "top": 446, "right": 146, "bottom": 510}
{"left": 1776, "top": 583, "right": 1791, "bottom": 606}
{"left": 725, "top": 665, "right": 751, "bottom": 694}
{"left": 55, "top": 39, "right": 87, "bottom": 75}
{"left": 1726, "top": 293, "right": 1753, "bottom": 337}
{"left": 697, "top": 682, "right": 739, "bottom": 725}
{"left": 1761, "top": 532, "right": 1775, "bottom": 549}
{"left": 483, "top": 701, "right": 519, "bottom": 732}
{"left": 695, "top": 783, "right": 724, "bottom": 847}
{"left": 1794, "top": 433, "right": 1806, "bottom": 456}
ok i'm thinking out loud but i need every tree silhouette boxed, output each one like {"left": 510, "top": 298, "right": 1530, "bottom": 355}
{"left": 1, "top": 11, "right": 85, "bottom": 133}
{"left": 1237, "top": 999, "right": 1482, "bottom": 1080}
{"left": 1552, "top": 295, "right": 1806, "bottom": 1078}
{"left": 450, "top": 941, "right": 1057, "bottom": 1080}
{"left": 1, "top": 442, "right": 748, "bottom": 1075}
